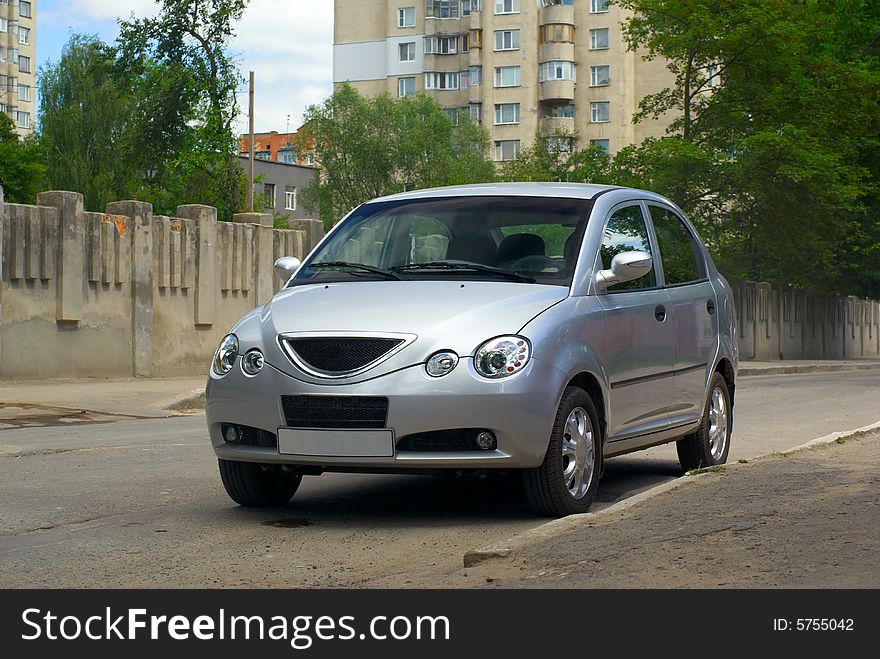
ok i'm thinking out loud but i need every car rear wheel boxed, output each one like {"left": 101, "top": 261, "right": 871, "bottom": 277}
{"left": 523, "top": 386, "right": 602, "bottom": 517}
{"left": 218, "top": 459, "right": 302, "bottom": 507}
{"left": 676, "top": 372, "right": 732, "bottom": 472}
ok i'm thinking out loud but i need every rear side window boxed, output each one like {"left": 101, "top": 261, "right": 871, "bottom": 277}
{"left": 600, "top": 205, "right": 657, "bottom": 291}
{"left": 649, "top": 206, "right": 704, "bottom": 285}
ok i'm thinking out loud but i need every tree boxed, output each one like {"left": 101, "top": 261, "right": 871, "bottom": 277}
{"left": 298, "top": 84, "right": 495, "bottom": 225}
{"left": 614, "top": 0, "right": 880, "bottom": 295}
{"left": 0, "top": 114, "right": 46, "bottom": 204}
{"left": 38, "top": 35, "right": 136, "bottom": 211}
{"left": 116, "top": 0, "right": 249, "bottom": 219}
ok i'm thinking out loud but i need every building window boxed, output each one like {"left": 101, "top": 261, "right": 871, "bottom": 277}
{"left": 590, "top": 28, "right": 609, "bottom": 50}
{"left": 399, "top": 42, "right": 416, "bottom": 61}
{"left": 285, "top": 187, "right": 297, "bottom": 211}
{"left": 541, "top": 0, "right": 574, "bottom": 5}
{"left": 494, "top": 29, "right": 520, "bottom": 50}
{"left": 19, "top": 26, "right": 29, "bottom": 45}
{"left": 539, "top": 24, "right": 575, "bottom": 43}
{"left": 547, "top": 103, "right": 575, "bottom": 118}
{"left": 19, "top": 1, "right": 32, "bottom": 19}
{"left": 494, "top": 65, "right": 520, "bottom": 88}
{"left": 494, "top": 140, "right": 521, "bottom": 161}
{"left": 17, "top": 84, "right": 29, "bottom": 102}
{"left": 264, "top": 183, "right": 276, "bottom": 209}
{"left": 424, "top": 35, "right": 459, "bottom": 54}
{"left": 539, "top": 61, "right": 576, "bottom": 82}
{"left": 546, "top": 136, "right": 576, "bottom": 153}
{"left": 255, "top": 151, "right": 271, "bottom": 161}
{"left": 278, "top": 149, "right": 296, "bottom": 164}
{"left": 590, "top": 65, "right": 610, "bottom": 86}
{"left": 469, "top": 103, "right": 482, "bottom": 123}
{"left": 469, "top": 65, "right": 482, "bottom": 86}
{"left": 425, "top": 72, "right": 459, "bottom": 90}
{"left": 16, "top": 112, "right": 30, "bottom": 129}
{"left": 590, "top": 0, "right": 608, "bottom": 12}
{"left": 398, "top": 7, "right": 416, "bottom": 27}
{"left": 494, "top": 102, "right": 520, "bottom": 125}
{"left": 462, "top": 0, "right": 482, "bottom": 15}
{"left": 18, "top": 55, "right": 30, "bottom": 74}
{"left": 706, "top": 63, "right": 721, "bottom": 88}
{"left": 495, "top": 0, "right": 520, "bottom": 14}
{"left": 591, "top": 139, "right": 610, "bottom": 153}
{"left": 398, "top": 76, "right": 416, "bottom": 97}
{"left": 426, "top": 0, "right": 460, "bottom": 19}
{"left": 590, "top": 101, "right": 610, "bottom": 123}
{"left": 0, "top": 18, "right": 7, "bottom": 33}
{"left": 469, "top": 29, "right": 482, "bottom": 48}
{"left": 444, "top": 108, "right": 460, "bottom": 126}
{"left": 306, "top": 153, "right": 315, "bottom": 166}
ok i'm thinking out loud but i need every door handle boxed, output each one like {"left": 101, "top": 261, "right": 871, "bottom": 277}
{"left": 654, "top": 305, "right": 667, "bottom": 322}
{"left": 707, "top": 299, "right": 716, "bottom": 315}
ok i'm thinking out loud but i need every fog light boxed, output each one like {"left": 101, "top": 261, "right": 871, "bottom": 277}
{"left": 476, "top": 431, "right": 497, "bottom": 450}
{"left": 222, "top": 424, "right": 241, "bottom": 444}
{"left": 241, "top": 349, "right": 264, "bottom": 377}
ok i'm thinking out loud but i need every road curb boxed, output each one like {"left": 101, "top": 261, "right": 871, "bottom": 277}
{"left": 462, "top": 419, "right": 880, "bottom": 569}
{"left": 739, "top": 363, "right": 880, "bottom": 377}
{"left": 164, "top": 388, "right": 206, "bottom": 412}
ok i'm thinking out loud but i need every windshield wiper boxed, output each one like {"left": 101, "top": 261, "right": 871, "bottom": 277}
{"left": 391, "top": 261, "right": 536, "bottom": 283}
{"left": 308, "top": 261, "right": 402, "bottom": 280}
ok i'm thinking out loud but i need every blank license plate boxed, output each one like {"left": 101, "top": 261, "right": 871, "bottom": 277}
{"left": 277, "top": 428, "right": 394, "bottom": 457}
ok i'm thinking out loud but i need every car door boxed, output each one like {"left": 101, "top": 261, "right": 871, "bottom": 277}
{"left": 596, "top": 203, "right": 675, "bottom": 440}
{"left": 648, "top": 204, "right": 716, "bottom": 425}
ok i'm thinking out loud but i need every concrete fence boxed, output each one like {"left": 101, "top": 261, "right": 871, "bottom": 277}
{"left": 0, "top": 189, "right": 323, "bottom": 379}
{"left": 733, "top": 281, "right": 880, "bottom": 360}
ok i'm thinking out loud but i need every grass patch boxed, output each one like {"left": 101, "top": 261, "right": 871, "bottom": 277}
{"left": 835, "top": 437, "right": 846, "bottom": 445}
{"left": 686, "top": 465, "right": 727, "bottom": 476}
{"left": 737, "top": 459, "right": 749, "bottom": 464}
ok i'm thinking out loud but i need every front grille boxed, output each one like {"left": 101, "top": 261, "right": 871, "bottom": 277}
{"left": 396, "top": 429, "right": 486, "bottom": 452}
{"left": 283, "top": 337, "right": 404, "bottom": 375}
{"left": 281, "top": 395, "right": 389, "bottom": 429}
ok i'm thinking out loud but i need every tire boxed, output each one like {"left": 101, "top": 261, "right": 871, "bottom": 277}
{"left": 218, "top": 459, "right": 302, "bottom": 507}
{"left": 523, "top": 386, "right": 602, "bottom": 517}
{"left": 676, "top": 372, "right": 732, "bottom": 472}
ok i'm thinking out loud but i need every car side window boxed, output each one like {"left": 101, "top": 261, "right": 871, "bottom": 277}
{"left": 649, "top": 206, "right": 704, "bottom": 285}
{"left": 600, "top": 205, "right": 657, "bottom": 291}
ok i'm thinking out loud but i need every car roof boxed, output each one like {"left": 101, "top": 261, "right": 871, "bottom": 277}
{"left": 370, "top": 182, "right": 625, "bottom": 203}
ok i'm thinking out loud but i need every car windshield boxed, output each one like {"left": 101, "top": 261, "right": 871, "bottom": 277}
{"left": 291, "top": 195, "right": 593, "bottom": 287}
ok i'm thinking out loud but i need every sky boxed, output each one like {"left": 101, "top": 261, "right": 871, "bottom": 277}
{"left": 37, "top": 0, "right": 335, "bottom": 134}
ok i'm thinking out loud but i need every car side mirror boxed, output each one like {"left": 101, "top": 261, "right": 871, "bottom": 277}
{"left": 595, "top": 250, "right": 653, "bottom": 292}
{"left": 274, "top": 256, "right": 301, "bottom": 282}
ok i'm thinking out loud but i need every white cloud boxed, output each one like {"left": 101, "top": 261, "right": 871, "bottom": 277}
{"left": 43, "top": 0, "right": 335, "bottom": 133}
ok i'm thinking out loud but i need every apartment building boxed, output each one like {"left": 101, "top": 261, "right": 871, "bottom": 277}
{"left": 334, "top": 0, "right": 675, "bottom": 161}
{"left": 1, "top": 0, "right": 36, "bottom": 137}
{"left": 239, "top": 130, "right": 316, "bottom": 166}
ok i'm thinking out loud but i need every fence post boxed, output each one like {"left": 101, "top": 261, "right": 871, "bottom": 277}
{"left": 37, "top": 191, "right": 84, "bottom": 323}
{"left": 176, "top": 205, "right": 218, "bottom": 326}
{"left": 107, "top": 200, "right": 154, "bottom": 376}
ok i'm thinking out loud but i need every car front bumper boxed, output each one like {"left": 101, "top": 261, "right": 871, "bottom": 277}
{"left": 206, "top": 357, "right": 564, "bottom": 470}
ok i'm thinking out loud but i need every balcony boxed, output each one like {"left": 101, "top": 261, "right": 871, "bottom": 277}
{"left": 539, "top": 4, "right": 575, "bottom": 26}
{"left": 540, "top": 116, "right": 575, "bottom": 134}
{"left": 540, "top": 41, "right": 575, "bottom": 61}
{"left": 469, "top": 9, "right": 482, "bottom": 29}
{"left": 424, "top": 18, "right": 464, "bottom": 36}
{"left": 468, "top": 84, "right": 482, "bottom": 104}
{"left": 539, "top": 79, "right": 575, "bottom": 102}
{"left": 424, "top": 54, "right": 467, "bottom": 72}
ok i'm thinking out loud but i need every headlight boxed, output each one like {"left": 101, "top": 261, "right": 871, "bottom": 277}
{"left": 474, "top": 336, "right": 531, "bottom": 379}
{"left": 213, "top": 334, "right": 238, "bottom": 376}
{"left": 241, "top": 349, "right": 265, "bottom": 377}
{"left": 426, "top": 351, "right": 459, "bottom": 377}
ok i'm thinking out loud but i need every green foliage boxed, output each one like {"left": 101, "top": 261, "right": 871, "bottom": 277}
{"left": 0, "top": 114, "right": 47, "bottom": 204}
{"left": 298, "top": 84, "right": 494, "bottom": 223}
{"left": 612, "top": 0, "right": 880, "bottom": 296}
{"left": 39, "top": 1, "right": 249, "bottom": 218}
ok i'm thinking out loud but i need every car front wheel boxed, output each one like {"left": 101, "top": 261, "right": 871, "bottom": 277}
{"left": 676, "top": 372, "right": 732, "bottom": 472}
{"left": 218, "top": 459, "right": 302, "bottom": 507}
{"left": 523, "top": 386, "right": 602, "bottom": 517}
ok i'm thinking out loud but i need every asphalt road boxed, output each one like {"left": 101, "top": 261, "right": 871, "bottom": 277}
{"left": 0, "top": 371, "right": 877, "bottom": 588}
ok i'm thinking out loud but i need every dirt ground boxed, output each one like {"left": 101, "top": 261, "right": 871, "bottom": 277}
{"left": 371, "top": 431, "right": 880, "bottom": 588}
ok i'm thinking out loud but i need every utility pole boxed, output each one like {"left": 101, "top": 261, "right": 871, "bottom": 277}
{"left": 247, "top": 70, "right": 255, "bottom": 212}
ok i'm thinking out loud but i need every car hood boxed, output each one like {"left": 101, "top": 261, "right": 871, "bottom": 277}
{"left": 257, "top": 280, "right": 567, "bottom": 382}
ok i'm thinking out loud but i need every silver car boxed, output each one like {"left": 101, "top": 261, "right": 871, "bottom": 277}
{"left": 206, "top": 183, "right": 737, "bottom": 517}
